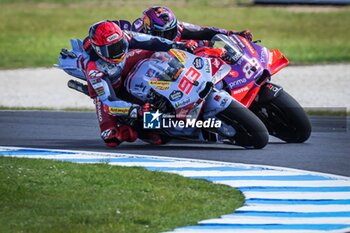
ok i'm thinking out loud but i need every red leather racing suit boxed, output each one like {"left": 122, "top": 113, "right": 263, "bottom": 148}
{"left": 83, "top": 31, "right": 177, "bottom": 146}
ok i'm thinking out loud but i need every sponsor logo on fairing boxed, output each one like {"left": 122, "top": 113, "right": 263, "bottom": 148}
{"left": 230, "top": 52, "right": 243, "bottom": 63}
{"left": 170, "top": 49, "right": 187, "bottom": 64}
{"left": 169, "top": 90, "right": 183, "bottom": 101}
{"left": 175, "top": 98, "right": 190, "bottom": 108}
{"left": 233, "top": 86, "right": 249, "bottom": 95}
{"left": 204, "top": 59, "right": 211, "bottom": 73}
{"left": 193, "top": 57, "right": 204, "bottom": 69}
{"left": 241, "top": 38, "right": 257, "bottom": 57}
{"left": 231, "top": 35, "right": 246, "bottom": 48}
{"left": 228, "top": 78, "right": 247, "bottom": 88}
{"left": 260, "top": 48, "right": 268, "bottom": 64}
{"left": 143, "top": 110, "right": 222, "bottom": 129}
{"left": 149, "top": 80, "right": 171, "bottom": 90}
{"left": 229, "top": 70, "right": 239, "bottom": 78}
{"left": 212, "top": 59, "right": 221, "bottom": 69}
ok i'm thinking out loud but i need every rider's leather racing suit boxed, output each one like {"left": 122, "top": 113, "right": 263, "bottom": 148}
{"left": 130, "top": 19, "right": 231, "bottom": 43}
{"left": 83, "top": 31, "right": 180, "bottom": 147}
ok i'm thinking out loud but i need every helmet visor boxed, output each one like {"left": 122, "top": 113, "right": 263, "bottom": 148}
{"left": 94, "top": 38, "right": 127, "bottom": 63}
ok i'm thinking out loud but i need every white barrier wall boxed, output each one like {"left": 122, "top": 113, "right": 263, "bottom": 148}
{"left": 0, "top": 64, "right": 349, "bottom": 110}
{"left": 254, "top": 0, "right": 350, "bottom": 4}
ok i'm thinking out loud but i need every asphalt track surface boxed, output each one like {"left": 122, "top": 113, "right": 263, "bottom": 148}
{"left": 0, "top": 111, "right": 349, "bottom": 177}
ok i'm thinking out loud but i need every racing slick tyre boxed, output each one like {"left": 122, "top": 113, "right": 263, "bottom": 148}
{"left": 217, "top": 100, "right": 269, "bottom": 149}
{"left": 250, "top": 90, "right": 311, "bottom": 143}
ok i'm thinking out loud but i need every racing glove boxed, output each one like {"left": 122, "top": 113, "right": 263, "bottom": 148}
{"left": 60, "top": 48, "right": 77, "bottom": 59}
{"left": 173, "top": 41, "right": 198, "bottom": 53}
{"left": 220, "top": 52, "right": 235, "bottom": 64}
{"left": 128, "top": 104, "right": 141, "bottom": 119}
{"left": 231, "top": 30, "right": 253, "bottom": 42}
{"left": 128, "top": 103, "right": 156, "bottom": 119}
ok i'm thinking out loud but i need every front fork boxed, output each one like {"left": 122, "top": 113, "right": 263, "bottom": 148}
{"left": 202, "top": 89, "right": 232, "bottom": 117}
{"left": 255, "top": 82, "right": 284, "bottom": 104}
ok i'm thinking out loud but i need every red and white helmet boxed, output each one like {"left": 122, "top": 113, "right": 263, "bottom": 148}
{"left": 88, "top": 20, "right": 128, "bottom": 64}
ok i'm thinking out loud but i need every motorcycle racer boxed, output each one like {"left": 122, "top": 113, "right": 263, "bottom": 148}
{"left": 82, "top": 20, "right": 192, "bottom": 147}
{"left": 130, "top": 6, "right": 253, "bottom": 47}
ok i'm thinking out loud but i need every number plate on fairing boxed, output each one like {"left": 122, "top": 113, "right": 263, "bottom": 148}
{"left": 126, "top": 51, "right": 213, "bottom": 112}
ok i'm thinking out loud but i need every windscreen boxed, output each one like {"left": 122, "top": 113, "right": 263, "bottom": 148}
{"left": 150, "top": 52, "right": 184, "bottom": 81}
{"left": 211, "top": 34, "right": 244, "bottom": 64}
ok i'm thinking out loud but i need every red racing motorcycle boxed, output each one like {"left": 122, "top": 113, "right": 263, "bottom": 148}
{"left": 195, "top": 34, "right": 311, "bottom": 143}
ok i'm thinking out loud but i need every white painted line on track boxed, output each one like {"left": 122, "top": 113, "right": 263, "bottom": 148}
{"left": 215, "top": 180, "right": 350, "bottom": 187}
{"left": 166, "top": 170, "right": 309, "bottom": 176}
{"left": 243, "top": 192, "right": 350, "bottom": 200}
{"left": 238, "top": 204, "right": 350, "bottom": 213}
{"left": 170, "top": 229, "right": 350, "bottom": 233}
{"left": 1, "top": 146, "right": 350, "bottom": 233}
{"left": 200, "top": 217, "right": 350, "bottom": 224}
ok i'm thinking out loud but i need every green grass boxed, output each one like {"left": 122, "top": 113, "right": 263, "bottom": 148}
{"left": 0, "top": 157, "right": 244, "bottom": 233}
{"left": 305, "top": 107, "right": 349, "bottom": 116}
{"left": 0, "top": 0, "right": 349, "bottom": 68}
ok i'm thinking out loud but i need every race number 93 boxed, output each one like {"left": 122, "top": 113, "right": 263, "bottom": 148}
{"left": 178, "top": 67, "right": 201, "bottom": 94}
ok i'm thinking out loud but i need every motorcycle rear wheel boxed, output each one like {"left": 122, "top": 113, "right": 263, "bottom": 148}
{"left": 217, "top": 100, "right": 269, "bottom": 149}
{"left": 250, "top": 90, "right": 311, "bottom": 143}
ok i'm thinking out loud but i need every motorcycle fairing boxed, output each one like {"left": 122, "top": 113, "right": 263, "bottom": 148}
{"left": 210, "top": 58, "right": 231, "bottom": 84}
{"left": 244, "top": 39, "right": 289, "bottom": 77}
{"left": 268, "top": 49, "right": 289, "bottom": 75}
{"left": 230, "top": 82, "right": 255, "bottom": 102}
{"left": 241, "top": 85, "right": 261, "bottom": 107}
{"left": 126, "top": 49, "right": 235, "bottom": 129}
{"left": 209, "top": 34, "right": 289, "bottom": 108}
{"left": 202, "top": 91, "right": 233, "bottom": 118}
{"left": 230, "top": 38, "right": 288, "bottom": 106}
{"left": 126, "top": 50, "right": 214, "bottom": 121}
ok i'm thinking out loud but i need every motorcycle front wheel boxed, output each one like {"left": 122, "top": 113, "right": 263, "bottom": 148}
{"left": 250, "top": 90, "right": 311, "bottom": 143}
{"left": 217, "top": 100, "right": 269, "bottom": 149}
